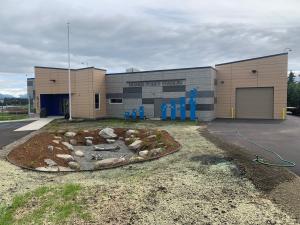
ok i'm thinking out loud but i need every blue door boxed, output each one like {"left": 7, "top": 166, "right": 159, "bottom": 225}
{"left": 40, "top": 94, "right": 69, "bottom": 116}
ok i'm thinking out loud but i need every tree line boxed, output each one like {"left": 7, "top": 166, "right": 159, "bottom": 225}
{"left": 287, "top": 71, "right": 300, "bottom": 108}
{"left": 0, "top": 98, "right": 28, "bottom": 106}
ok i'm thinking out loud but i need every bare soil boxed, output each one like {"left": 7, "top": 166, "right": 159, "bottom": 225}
{"left": 7, "top": 133, "right": 71, "bottom": 169}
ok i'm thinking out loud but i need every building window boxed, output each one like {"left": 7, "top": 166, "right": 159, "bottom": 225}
{"left": 109, "top": 98, "right": 123, "bottom": 104}
{"left": 95, "top": 93, "right": 100, "bottom": 109}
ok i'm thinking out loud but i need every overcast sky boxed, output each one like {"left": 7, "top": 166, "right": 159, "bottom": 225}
{"left": 1, "top": 0, "right": 300, "bottom": 96}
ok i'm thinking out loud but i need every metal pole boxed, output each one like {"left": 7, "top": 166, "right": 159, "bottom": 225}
{"left": 67, "top": 22, "right": 72, "bottom": 121}
{"left": 26, "top": 75, "right": 30, "bottom": 116}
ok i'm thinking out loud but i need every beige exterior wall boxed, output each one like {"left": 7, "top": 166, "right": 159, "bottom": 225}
{"left": 215, "top": 54, "right": 288, "bottom": 119}
{"left": 35, "top": 67, "right": 107, "bottom": 119}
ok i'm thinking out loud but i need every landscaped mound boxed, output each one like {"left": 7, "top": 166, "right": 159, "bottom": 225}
{"left": 7, "top": 128, "right": 181, "bottom": 172}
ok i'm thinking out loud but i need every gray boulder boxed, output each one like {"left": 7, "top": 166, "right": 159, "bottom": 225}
{"left": 68, "top": 161, "right": 80, "bottom": 170}
{"left": 48, "top": 145, "right": 54, "bottom": 152}
{"left": 129, "top": 156, "right": 144, "bottom": 163}
{"left": 146, "top": 135, "right": 157, "bottom": 140}
{"left": 86, "top": 139, "right": 93, "bottom": 146}
{"left": 36, "top": 166, "right": 59, "bottom": 172}
{"left": 56, "top": 154, "right": 74, "bottom": 162}
{"left": 75, "top": 150, "right": 84, "bottom": 157}
{"left": 52, "top": 140, "right": 60, "bottom": 145}
{"left": 93, "top": 145, "right": 120, "bottom": 151}
{"left": 128, "top": 140, "right": 143, "bottom": 151}
{"left": 149, "top": 148, "right": 163, "bottom": 156}
{"left": 62, "top": 142, "right": 74, "bottom": 151}
{"left": 69, "top": 139, "right": 77, "bottom": 145}
{"left": 99, "top": 127, "right": 117, "bottom": 139}
{"left": 44, "top": 159, "right": 57, "bottom": 167}
{"left": 58, "top": 166, "right": 74, "bottom": 172}
{"left": 94, "top": 157, "right": 125, "bottom": 169}
{"left": 64, "top": 131, "right": 76, "bottom": 137}
{"left": 85, "top": 136, "right": 94, "bottom": 140}
{"left": 139, "top": 150, "right": 149, "bottom": 157}
{"left": 126, "top": 129, "right": 139, "bottom": 136}
{"left": 107, "top": 139, "right": 116, "bottom": 144}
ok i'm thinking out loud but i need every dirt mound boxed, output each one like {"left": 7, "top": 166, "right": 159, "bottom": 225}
{"left": 7, "top": 128, "right": 181, "bottom": 172}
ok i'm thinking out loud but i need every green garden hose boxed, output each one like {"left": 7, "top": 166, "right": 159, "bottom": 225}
{"left": 235, "top": 130, "right": 296, "bottom": 167}
{"left": 210, "top": 129, "right": 296, "bottom": 167}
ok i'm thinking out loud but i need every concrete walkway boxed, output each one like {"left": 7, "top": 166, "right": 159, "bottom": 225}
{"left": 14, "top": 117, "right": 60, "bottom": 131}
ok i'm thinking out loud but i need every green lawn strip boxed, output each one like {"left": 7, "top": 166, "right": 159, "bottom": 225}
{"left": 44, "top": 118, "right": 199, "bottom": 132}
{"left": 0, "top": 113, "right": 28, "bottom": 121}
{"left": 0, "top": 184, "right": 92, "bottom": 225}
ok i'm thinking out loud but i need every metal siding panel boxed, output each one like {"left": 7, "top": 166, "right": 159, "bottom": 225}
{"left": 163, "top": 85, "right": 186, "bottom": 92}
{"left": 186, "top": 104, "right": 214, "bottom": 111}
{"left": 123, "top": 92, "right": 142, "bottom": 99}
{"left": 106, "top": 93, "right": 123, "bottom": 98}
{"left": 123, "top": 87, "right": 142, "bottom": 93}
{"left": 142, "top": 98, "right": 155, "bottom": 104}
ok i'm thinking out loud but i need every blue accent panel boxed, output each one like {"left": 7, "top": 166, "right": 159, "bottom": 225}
{"left": 124, "top": 112, "right": 130, "bottom": 120}
{"left": 180, "top": 97, "right": 186, "bottom": 121}
{"left": 161, "top": 103, "right": 167, "bottom": 121}
{"left": 139, "top": 106, "right": 144, "bottom": 120}
{"left": 170, "top": 99, "right": 176, "bottom": 121}
{"left": 189, "top": 89, "right": 197, "bottom": 121}
{"left": 40, "top": 94, "right": 68, "bottom": 116}
{"left": 131, "top": 109, "right": 137, "bottom": 120}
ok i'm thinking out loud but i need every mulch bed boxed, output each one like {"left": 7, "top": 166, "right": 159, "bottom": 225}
{"left": 7, "top": 128, "right": 181, "bottom": 171}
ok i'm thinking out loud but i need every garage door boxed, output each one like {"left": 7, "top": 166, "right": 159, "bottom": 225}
{"left": 236, "top": 87, "right": 274, "bottom": 119}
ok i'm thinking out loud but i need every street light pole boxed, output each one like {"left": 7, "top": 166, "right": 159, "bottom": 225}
{"left": 26, "top": 74, "right": 30, "bottom": 116}
{"left": 67, "top": 22, "right": 72, "bottom": 121}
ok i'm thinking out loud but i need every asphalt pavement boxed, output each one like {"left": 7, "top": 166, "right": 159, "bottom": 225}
{"left": 208, "top": 115, "right": 300, "bottom": 176}
{"left": 0, "top": 121, "right": 33, "bottom": 149}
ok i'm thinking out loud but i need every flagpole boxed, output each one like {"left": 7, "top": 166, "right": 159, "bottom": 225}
{"left": 67, "top": 22, "right": 72, "bottom": 121}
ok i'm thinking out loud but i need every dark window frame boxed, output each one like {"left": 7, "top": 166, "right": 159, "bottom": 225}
{"left": 95, "top": 93, "right": 100, "bottom": 110}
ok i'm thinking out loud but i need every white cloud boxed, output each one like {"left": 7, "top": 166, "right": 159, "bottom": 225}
{"left": 0, "top": 0, "right": 300, "bottom": 94}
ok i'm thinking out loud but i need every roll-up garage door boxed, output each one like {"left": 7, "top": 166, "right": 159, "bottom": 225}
{"left": 236, "top": 87, "right": 274, "bottom": 119}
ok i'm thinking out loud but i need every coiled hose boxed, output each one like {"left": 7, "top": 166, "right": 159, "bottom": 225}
{"left": 210, "top": 129, "right": 296, "bottom": 167}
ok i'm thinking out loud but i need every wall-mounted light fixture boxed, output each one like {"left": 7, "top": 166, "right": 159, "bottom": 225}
{"left": 220, "top": 80, "right": 225, "bottom": 84}
{"left": 50, "top": 79, "right": 56, "bottom": 83}
{"left": 251, "top": 70, "right": 257, "bottom": 74}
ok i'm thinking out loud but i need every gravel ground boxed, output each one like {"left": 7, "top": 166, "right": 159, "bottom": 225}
{"left": 0, "top": 122, "right": 298, "bottom": 224}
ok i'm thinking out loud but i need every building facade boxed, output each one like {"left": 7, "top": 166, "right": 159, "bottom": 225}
{"left": 31, "top": 53, "right": 288, "bottom": 121}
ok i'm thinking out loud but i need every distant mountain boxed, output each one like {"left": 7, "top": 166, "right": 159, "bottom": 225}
{"left": 0, "top": 93, "right": 28, "bottom": 99}
{"left": 18, "top": 94, "right": 28, "bottom": 98}
{"left": 0, "top": 94, "right": 14, "bottom": 99}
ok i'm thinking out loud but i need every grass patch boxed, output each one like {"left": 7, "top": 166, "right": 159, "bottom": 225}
{"left": 0, "top": 184, "right": 92, "bottom": 225}
{"left": 0, "top": 113, "right": 27, "bottom": 121}
{"left": 44, "top": 118, "right": 200, "bottom": 132}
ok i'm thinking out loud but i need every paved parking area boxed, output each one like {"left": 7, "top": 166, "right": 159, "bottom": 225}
{"left": 208, "top": 115, "right": 300, "bottom": 175}
{"left": 0, "top": 121, "right": 32, "bottom": 149}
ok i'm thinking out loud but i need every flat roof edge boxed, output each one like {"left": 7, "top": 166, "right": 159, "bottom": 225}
{"left": 34, "top": 66, "right": 107, "bottom": 71}
{"left": 106, "top": 66, "right": 216, "bottom": 75}
{"left": 215, "top": 52, "right": 288, "bottom": 66}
